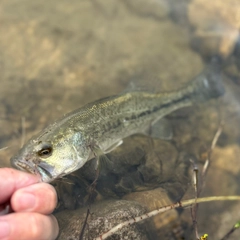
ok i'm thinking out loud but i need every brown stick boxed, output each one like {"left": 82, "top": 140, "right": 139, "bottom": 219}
{"left": 94, "top": 196, "right": 240, "bottom": 240}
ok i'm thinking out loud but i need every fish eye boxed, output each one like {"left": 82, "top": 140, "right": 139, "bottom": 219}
{"left": 37, "top": 145, "right": 53, "bottom": 158}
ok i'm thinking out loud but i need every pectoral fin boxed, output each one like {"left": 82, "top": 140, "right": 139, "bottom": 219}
{"left": 104, "top": 140, "right": 123, "bottom": 153}
{"left": 91, "top": 145, "right": 112, "bottom": 172}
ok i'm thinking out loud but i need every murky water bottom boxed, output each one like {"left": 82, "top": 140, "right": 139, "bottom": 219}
{"left": 1, "top": 0, "right": 240, "bottom": 239}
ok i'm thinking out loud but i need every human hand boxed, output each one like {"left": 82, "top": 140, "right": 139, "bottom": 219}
{"left": 0, "top": 168, "right": 59, "bottom": 240}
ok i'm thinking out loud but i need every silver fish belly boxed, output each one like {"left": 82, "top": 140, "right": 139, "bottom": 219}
{"left": 10, "top": 63, "right": 224, "bottom": 182}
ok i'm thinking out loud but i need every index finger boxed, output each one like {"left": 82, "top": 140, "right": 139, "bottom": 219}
{"left": 0, "top": 168, "right": 40, "bottom": 204}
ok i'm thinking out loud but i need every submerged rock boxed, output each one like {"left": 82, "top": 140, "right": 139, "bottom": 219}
{"left": 54, "top": 134, "right": 191, "bottom": 211}
{"left": 123, "top": 188, "right": 188, "bottom": 239}
{"left": 55, "top": 199, "right": 150, "bottom": 240}
{"left": 54, "top": 134, "right": 193, "bottom": 239}
{"left": 188, "top": 0, "right": 240, "bottom": 58}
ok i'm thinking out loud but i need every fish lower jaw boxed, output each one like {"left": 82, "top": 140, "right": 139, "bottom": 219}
{"left": 14, "top": 161, "right": 38, "bottom": 175}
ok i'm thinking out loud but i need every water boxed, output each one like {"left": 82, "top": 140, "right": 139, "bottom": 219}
{"left": 1, "top": 0, "right": 240, "bottom": 239}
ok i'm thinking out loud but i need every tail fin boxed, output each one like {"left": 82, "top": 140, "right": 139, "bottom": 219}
{"left": 188, "top": 60, "right": 225, "bottom": 102}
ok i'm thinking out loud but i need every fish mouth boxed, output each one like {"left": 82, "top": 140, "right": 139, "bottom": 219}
{"left": 12, "top": 161, "right": 52, "bottom": 182}
{"left": 13, "top": 161, "right": 38, "bottom": 174}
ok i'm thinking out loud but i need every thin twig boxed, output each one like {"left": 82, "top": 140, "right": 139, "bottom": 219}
{"left": 0, "top": 147, "right": 8, "bottom": 151}
{"left": 190, "top": 121, "right": 224, "bottom": 239}
{"left": 201, "top": 121, "right": 223, "bottom": 192}
{"left": 94, "top": 196, "right": 240, "bottom": 240}
{"left": 220, "top": 221, "right": 240, "bottom": 240}
{"left": 190, "top": 158, "right": 200, "bottom": 239}
{"left": 191, "top": 206, "right": 199, "bottom": 240}
{"left": 79, "top": 151, "right": 100, "bottom": 239}
{"left": 211, "top": 121, "right": 224, "bottom": 151}
{"left": 20, "top": 117, "right": 26, "bottom": 148}
{"left": 79, "top": 209, "right": 90, "bottom": 240}
{"left": 190, "top": 159, "right": 199, "bottom": 198}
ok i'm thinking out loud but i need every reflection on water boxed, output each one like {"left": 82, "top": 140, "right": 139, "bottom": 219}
{"left": 1, "top": 0, "right": 240, "bottom": 239}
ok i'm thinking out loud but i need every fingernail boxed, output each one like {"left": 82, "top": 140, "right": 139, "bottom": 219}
{"left": 0, "top": 222, "right": 10, "bottom": 238}
{"left": 19, "top": 193, "right": 36, "bottom": 210}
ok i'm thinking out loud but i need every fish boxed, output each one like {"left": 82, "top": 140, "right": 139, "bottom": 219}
{"left": 10, "top": 63, "right": 225, "bottom": 182}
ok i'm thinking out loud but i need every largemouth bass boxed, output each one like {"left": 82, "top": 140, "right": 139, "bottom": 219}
{"left": 11, "top": 64, "right": 224, "bottom": 182}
